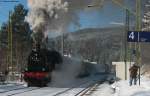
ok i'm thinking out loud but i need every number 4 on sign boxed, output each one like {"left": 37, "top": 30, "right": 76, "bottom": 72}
{"left": 129, "top": 32, "right": 135, "bottom": 40}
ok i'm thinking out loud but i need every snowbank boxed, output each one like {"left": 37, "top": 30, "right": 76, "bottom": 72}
{"left": 112, "top": 76, "right": 150, "bottom": 96}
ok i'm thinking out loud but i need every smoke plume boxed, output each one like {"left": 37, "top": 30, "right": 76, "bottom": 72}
{"left": 26, "top": 0, "right": 68, "bottom": 38}
{"left": 26, "top": 0, "right": 105, "bottom": 39}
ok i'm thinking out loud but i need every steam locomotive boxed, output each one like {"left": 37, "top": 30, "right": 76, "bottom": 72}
{"left": 23, "top": 43, "right": 62, "bottom": 87}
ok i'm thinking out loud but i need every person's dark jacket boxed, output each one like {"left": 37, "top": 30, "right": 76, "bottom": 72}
{"left": 129, "top": 65, "right": 139, "bottom": 78}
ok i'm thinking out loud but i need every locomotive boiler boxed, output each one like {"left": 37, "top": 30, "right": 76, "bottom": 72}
{"left": 23, "top": 43, "right": 62, "bottom": 87}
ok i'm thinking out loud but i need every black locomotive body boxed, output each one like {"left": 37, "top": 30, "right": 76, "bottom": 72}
{"left": 24, "top": 44, "right": 62, "bottom": 87}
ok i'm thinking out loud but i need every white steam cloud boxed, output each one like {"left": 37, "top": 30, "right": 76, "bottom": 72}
{"left": 26, "top": 0, "right": 104, "bottom": 39}
{"left": 26, "top": 0, "right": 68, "bottom": 38}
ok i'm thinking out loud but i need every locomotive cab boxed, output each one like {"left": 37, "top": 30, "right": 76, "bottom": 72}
{"left": 23, "top": 42, "right": 63, "bottom": 87}
{"left": 24, "top": 43, "right": 51, "bottom": 87}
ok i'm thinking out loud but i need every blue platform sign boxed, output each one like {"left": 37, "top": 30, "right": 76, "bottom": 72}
{"left": 127, "top": 31, "right": 139, "bottom": 42}
{"left": 127, "top": 31, "right": 150, "bottom": 42}
{"left": 139, "top": 32, "right": 150, "bottom": 42}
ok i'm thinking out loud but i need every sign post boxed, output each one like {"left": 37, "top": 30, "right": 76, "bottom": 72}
{"left": 127, "top": 31, "right": 150, "bottom": 85}
{"left": 128, "top": 31, "right": 150, "bottom": 42}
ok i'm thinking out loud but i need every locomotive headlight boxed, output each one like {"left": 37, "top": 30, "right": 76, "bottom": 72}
{"left": 25, "top": 68, "right": 28, "bottom": 71}
{"left": 42, "top": 68, "right": 45, "bottom": 71}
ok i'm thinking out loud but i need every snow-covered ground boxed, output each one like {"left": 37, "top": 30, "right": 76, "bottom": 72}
{"left": 2, "top": 56, "right": 150, "bottom": 96}
{"left": 0, "top": 55, "right": 108, "bottom": 96}
{"left": 90, "top": 76, "right": 150, "bottom": 96}
{"left": 111, "top": 76, "right": 150, "bottom": 96}
{"left": 1, "top": 76, "right": 150, "bottom": 96}
{"left": 0, "top": 74, "right": 107, "bottom": 96}
{"left": 0, "top": 56, "right": 109, "bottom": 96}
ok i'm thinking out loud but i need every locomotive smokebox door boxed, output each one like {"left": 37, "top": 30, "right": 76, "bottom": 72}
{"left": 32, "top": 42, "right": 41, "bottom": 51}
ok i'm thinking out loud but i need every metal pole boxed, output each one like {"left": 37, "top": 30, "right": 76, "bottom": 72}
{"left": 7, "top": 12, "right": 10, "bottom": 80}
{"left": 125, "top": 9, "right": 129, "bottom": 80}
{"left": 135, "top": 0, "right": 141, "bottom": 86}
{"left": 8, "top": 11, "right": 13, "bottom": 80}
{"left": 61, "top": 33, "right": 64, "bottom": 55}
{"left": 0, "top": 26, "right": 2, "bottom": 49}
{"left": 8, "top": 12, "right": 11, "bottom": 74}
{"left": 10, "top": 11, "right": 13, "bottom": 80}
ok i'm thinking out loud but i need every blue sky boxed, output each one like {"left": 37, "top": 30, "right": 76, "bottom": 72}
{"left": 69, "top": 1, "right": 125, "bottom": 32}
{"left": 0, "top": 0, "right": 27, "bottom": 26}
{"left": 0, "top": 0, "right": 126, "bottom": 32}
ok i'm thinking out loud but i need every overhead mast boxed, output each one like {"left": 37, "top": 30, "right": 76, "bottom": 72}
{"left": 0, "top": 0, "right": 19, "bottom": 80}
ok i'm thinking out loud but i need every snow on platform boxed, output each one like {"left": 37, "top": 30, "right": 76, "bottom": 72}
{"left": 111, "top": 76, "right": 150, "bottom": 96}
{"left": 80, "top": 76, "right": 150, "bottom": 96}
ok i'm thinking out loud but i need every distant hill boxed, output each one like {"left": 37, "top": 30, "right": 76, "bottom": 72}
{"left": 66, "top": 27, "right": 150, "bottom": 67}
{"left": 66, "top": 27, "right": 125, "bottom": 41}
{"left": 49, "top": 27, "right": 150, "bottom": 74}
{"left": 50, "top": 27, "right": 125, "bottom": 67}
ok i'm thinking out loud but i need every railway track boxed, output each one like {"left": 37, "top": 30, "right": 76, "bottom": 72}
{"left": 0, "top": 84, "right": 42, "bottom": 96}
{"left": 0, "top": 84, "right": 25, "bottom": 93}
{"left": 52, "top": 80, "right": 103, "bottom": 96}
{"left": 0, "top": 84, "right": 22, "bottom": 89}
{"left": 76, "top": 82, "right": 101, "bottom": 96}
{"left": 7, "top": 87, "right": 42, "bottom": 96}
{"left": 6, "top": 80, "right": 92, "bottom": 96}
{"left": 0, "top": 77, "right": 106, "bottom": 96}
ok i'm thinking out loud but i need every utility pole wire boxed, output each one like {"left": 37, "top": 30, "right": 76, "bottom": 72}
{"left": 111, "top": 0, "right": 136, "bottom": 16}
{"left": 0, "top": 0, "right": 19, "bottom": 2}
